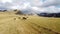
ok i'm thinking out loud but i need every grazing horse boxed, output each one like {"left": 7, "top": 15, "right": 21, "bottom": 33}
{"left": 18, "top": 17, "right": 21, "bottom": 19}
{"left": 14, "top": 18, "right": 16, "bottom": 20}
{"left": 22, "top": 17, "right": 27, "bottom": 19}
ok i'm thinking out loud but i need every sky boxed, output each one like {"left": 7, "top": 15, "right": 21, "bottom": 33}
{"left": 0, "top": 0, "right": 60, "bottom": 13}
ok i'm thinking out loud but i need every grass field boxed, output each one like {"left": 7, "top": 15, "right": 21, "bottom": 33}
{"left": 0, "top": 12, "right": 60, "bottom": 34}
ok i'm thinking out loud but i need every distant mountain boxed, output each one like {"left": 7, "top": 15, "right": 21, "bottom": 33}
{"left": 0, "top": 7, "right": 7, "bottom": 10}
{"left": 37, "top": 12, "right": 60, "bottom": 17}
{"left": 15, "top": 9, "right": 36, "bottom": 15}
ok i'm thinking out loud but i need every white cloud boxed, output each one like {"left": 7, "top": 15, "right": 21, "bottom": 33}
{"left": 31, "top": 6, "right": 60, "bottom": 13}
{"left": 0, "top": 0, "right": 60, "bottom": 13}
{"left": 0, "top": 0, "right": 12, "bottom": 3}
{"left": 42, "top": 0, "right": 60, "bottom": 7}
{"left": 10, "top": 2, "right": 31, "bottom": 10}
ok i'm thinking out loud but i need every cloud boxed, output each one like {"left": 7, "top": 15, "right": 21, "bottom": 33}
{"left": 0, "top": 0, "right": 12, "bottom": 3}
{"left": 0, "top": 0, "right": 44, "bottom": 9}
{"left": 30, "top": 0, "right": 60, "bottom": 13}
{"left": 42, "top": 0, "right": 60, "bottom": 7}
{"left": 0, "top": 0, "right": 60, "bottom": 13}
{"left": 31, "top": 6, "right": 60, "bottom": 13}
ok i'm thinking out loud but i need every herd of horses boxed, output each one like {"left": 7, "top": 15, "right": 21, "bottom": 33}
{"left": 14, "top": 16, "right": 28, "bottom": 20}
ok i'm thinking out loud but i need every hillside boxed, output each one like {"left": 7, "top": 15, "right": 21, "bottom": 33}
{"left": 0, "top": 12, "right": 60, "bottom": 34}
